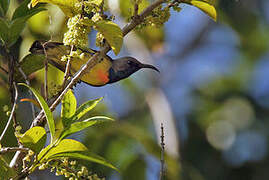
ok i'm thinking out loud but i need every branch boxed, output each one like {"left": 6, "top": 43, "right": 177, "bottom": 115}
{"left": 0, "top": 82, "right": 18, "bottom": 142}
{"left": 0, "top": 65, "right": 8, "bottom": 74}
{"left": 122, "top": 0, "right": 166, "bottom": 36}
{"left": 0, "top": 147, "right": 29, "bottom": 155}
{"left": 43, "top": 43, "right": 49, "bottom": 101}
{"left": 62, "top": 45, "right": 74, "bottom": 87}
{"left": 159, "top": 123, "right": 165, "bottom": 180}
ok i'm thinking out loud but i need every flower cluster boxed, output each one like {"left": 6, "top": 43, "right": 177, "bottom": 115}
{"left": 39, "top": 158, "right": 104, "bottom": 180}
{"left": 63, "top": 14, "right": 92, "bottom": 48}
{"left": 95, "top": 32, "right": 105, "bottom": 47}
{"left": 63, "top": 1, "right": 106, "bottom": 48}
{"left": 23, "top": 150, "right": 35, "bottom": 168}
{"left": 144, "top": 6, "right": 171, "bottom": 28}
{"left": 14, "top": 125, "right": 22, "bottom": 138}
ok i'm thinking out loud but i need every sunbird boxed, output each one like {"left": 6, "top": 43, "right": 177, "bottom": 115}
{"left": 30, "top": 41, "right": 159, "bottom": 87}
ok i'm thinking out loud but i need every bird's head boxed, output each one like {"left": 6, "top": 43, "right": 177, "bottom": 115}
{"left": 108, "top": 56, "right": 159, "bottom": 84}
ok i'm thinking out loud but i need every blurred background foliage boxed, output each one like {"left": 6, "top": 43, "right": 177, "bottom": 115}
{"left": 1, "top": 0, "right": 269, "bottom": 179}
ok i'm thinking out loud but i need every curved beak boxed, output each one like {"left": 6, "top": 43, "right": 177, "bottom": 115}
{"left": 141, "top": 63, "right": 160, "bottom": 73}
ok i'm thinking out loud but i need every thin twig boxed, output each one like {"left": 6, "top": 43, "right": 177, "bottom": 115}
{"left": 0, "top": 82, "right": 18, "bottom": 142}
{"left": 62, "top": 45, "right": 74, "bottom": 87}
{"left": 0, "top": 65, "right": 8, "bottom": 74}
{"left": 159, "top": 123, "right": 165, "bottom": 180}
{"left": 17, "top": 63, "right": 36, "bottom": 119}
{"left": 122, "top": 0, "right": 166, "bottom": 36}
{"left": 0, "top": 147, "right": 29, "bottom": 155}
{"left": 43, "top": 43, "right": 49, "bottom": 102}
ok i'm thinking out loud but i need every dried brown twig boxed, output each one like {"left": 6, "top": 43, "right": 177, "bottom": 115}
{"left": 159, "top": 123, "right": 165, "bottom": 180}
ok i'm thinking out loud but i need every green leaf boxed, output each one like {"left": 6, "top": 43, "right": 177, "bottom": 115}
{"left": 95, "top": 20, "right": 123, "bottom": 55}
{"left": 0, "top": 6, "right": 4, "bottom": 17}
{"left": 60, "top": 116, "right": 114, "bottom": 140}
{"left": 7, "top": 17, "right": 27, "bottom": 47}
{"left": 70, "top": 97, "right": 102, "bottom": 122}
{"left": 0, "top": 0, "right": 46, "bottom": 46}
{"left": 189, "top": 0, "right": 217, "bottom": 21}
{"left": 15, "top": 54, "right": 46, "bottom": 81}
{"left": 12, "top": 0, "right": 46, "bottom": 20}
{"left": 61, "top": 89, "right": 77, "bottom": 126}
{"left": 18, "top": 83, "right": 55, "bottom": 143}
{"left": 48, "top": 151, "right": 118, "bottom": 171}
{"left": 0, "top": 0, "right": 10, "bottom": 16}
{"left": 0, "top": 18, "right": 9, "bottom": 43}
{"left": 31, "top": 0, "right": 80, "bottom": 17}
{"left": 0, "top": 157, "right": 17, "bottom": 179}
{"left": 37, "top": 139, "right": 87, "bottom": 162}
{"left": 19, "top": 126, "right": 46, "bottom": 153}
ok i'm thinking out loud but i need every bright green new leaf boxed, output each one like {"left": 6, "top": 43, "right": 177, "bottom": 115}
{"left": 0, "top": 0, "right": 10, "bottom": 16}
{"left": 190, "top": 0, "right": 217, "bottom": 21}
{"left": 48, "top": 151, "right": 118, "bottom": 171}
{"left": 19, "top": 83, "right": 55, "bottom": 143}
{"left": 31, "top": 0, "right": 80, "bottom": 17}
{"left": 95, "top": 20, "right": 123, "bottom": 55}
{"left": 61, "top": 89, "right": 77, "bottom": 126}
{"left": 19, "top": 126, "right": 46, "bottom": 153}
{"left": 37, "top": 139, "right": 87, "bottom": 162}
{"left": 59, "top": 116, "right": 114, "bottom": 140}
{"left": 70, "top": 97, "right": 103, "bottom": 122}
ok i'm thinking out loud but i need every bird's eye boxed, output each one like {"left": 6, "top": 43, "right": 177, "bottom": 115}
{"left": 127, "top": 60, "right": 132, "bottom": 65}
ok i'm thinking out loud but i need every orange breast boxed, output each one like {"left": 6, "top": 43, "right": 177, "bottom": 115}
{"left": 76, "top": 57, "right": 112, "bottom": 86}
{"left": 97, "top": 69, "right": 110, "bottom": 84}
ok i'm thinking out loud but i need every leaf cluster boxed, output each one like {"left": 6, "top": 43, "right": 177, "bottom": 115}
{"left": 0, "top": 0, "right": 46, "bottom": 47}
{"left": 14, "top": 84, "right": 116, "bottom": 178}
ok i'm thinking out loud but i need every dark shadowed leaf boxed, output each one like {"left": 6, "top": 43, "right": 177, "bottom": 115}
{"left": 0, "top": 0, "right": 10, "bottom": 16}
{"left": 0, "top": 18, "right": 9, "bottom": 44}
{"left": 0, "top": 0, "right": 46, "bottom": 46}
{"left": 16, "top": 54, "right": 45, "bottom": 81}
{"left": 0, "top": 157, "right": 16, "bottom": 179}
{"left": 12, "top": 0, "right": 45, "bottom": 20}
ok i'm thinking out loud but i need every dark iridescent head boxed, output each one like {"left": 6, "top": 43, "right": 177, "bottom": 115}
{"left": 108, "top": 56, "right": 159, "bottom": 84}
